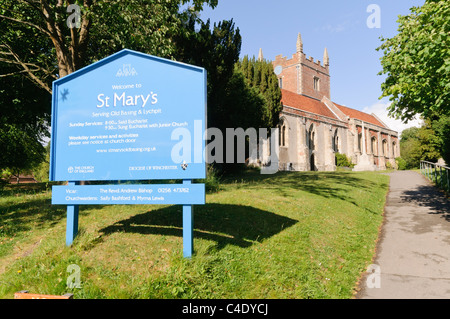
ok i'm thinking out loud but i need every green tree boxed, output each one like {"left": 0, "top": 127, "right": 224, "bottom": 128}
{"left": 0, "top": 123, "right": 45, "bottom": 182}
{"left": 0, "top": 0, "right": 218, "bottom": 89}
{"left": 0, "top": 62, "right": 50, "bottom": 173}
{"left": 399, "top": 127, "right": 422, "bottom": 168}
{"left": 219, "top": 67, "right": 266, "bottom": 130}
{"left": 236, "top": 56, "right": 282, "bottom": 128}
{"left": 0, "top": 0, "right": 217, "bottom": 176}
{"left": 417, "top": 119, "right": 443, "bottom": 163}
{"left": 377, "top": 0, "right": 450, "bottom": 122}
{"left": 173, "top": 16, "right": 242, "bottom": 131}
{"left": 174, "top": 18, "right": 282, "bottom": 170}
{"left": 33, "top": 143, "right": 51, "bottom": 182}
{"left": 429, "top": 115, "right": 450, "bottom": 165}
{"left": 399, "top": 119, "right": 450, "bottom": 168}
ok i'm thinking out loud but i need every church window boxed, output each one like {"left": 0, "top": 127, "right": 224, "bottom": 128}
{"left": 358, "top": 133, "right": 362, "bottom": 152}
{"left": 278, "top": 119, "right": 288, "bottom": 147}
{"left": 382, "top": 140, "right": 388, "bottom": 157}
{"left": 313, "top": 77, "right": 320, "bottom": 91}
{"left": 332, "top": 129, "right": 339, "bottom": 153}
{"left": 308, "top": 124, "right": 315, "bottom": 150}
{"left": 371, "top": 136, "right": 377, "bottom": 156}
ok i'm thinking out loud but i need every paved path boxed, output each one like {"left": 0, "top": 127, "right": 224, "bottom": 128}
{"left": 356, "top": 170, "right": 450, "bottom": 299}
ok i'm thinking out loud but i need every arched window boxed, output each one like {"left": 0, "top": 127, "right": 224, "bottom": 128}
{"left": 382, "top": 140, "right": 388, "bottom": 157}
{"left": 371, "top": 136, "right": 377, "bottom": 156}
{"left": 308, "top": 124, "right": 315, "bottom": 151}
{"left": 332, "top": 129, "right": 339, "bottom": 153}
{"left": 278, "top": 118, "right": 288, "bottom": 147}
{"left": 392, "top": 141, "right": 397, "bottom": 158}
{"left": 358, "top": 133, "right": 362, "bottom": 152}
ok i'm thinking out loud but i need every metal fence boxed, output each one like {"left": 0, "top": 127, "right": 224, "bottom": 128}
{"left": 420, "top": 161, "right": 450, "bottom": 193}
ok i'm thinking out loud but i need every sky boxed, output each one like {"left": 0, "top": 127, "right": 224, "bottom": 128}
{"left": 197, "top": 0, "right": 426, "bottom": 135}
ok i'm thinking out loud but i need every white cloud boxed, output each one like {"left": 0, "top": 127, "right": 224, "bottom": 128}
{"left": 321, "top": 22, "right": 348, "bottom": 33}
{"left": 362, "top": 101, "right": 422, "bottom": 138}
{"left": 318, "top": 14, "right": 361, "bottom": 33}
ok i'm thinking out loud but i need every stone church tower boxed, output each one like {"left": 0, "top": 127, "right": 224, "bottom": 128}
{"left": 262, "top": 33, "right": 400, "bottom": 172}
{"left": 273, "top": 33, "right": 330, "bottom": 101}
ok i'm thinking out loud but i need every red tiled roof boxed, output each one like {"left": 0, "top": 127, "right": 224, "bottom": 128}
{"left": 281, "top": 89, "right": 337, "bottom": 119}
{"left": 333, "top": 102, "right": 387, "bottom": 128}
{"left": 281, "top": 89, "right": 388, "bottom": 129}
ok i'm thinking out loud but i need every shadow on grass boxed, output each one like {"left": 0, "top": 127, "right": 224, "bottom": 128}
{"left": 223, "top": 170, "right": 386, "bottom": 211}
{"left": 100, "top": 203, "right": 297, "bottom": 250}
{"left": 0, "top": 194, "right": 66, "bottom": 237}
{"left": 0, "top": 171, "right": 385, "bottom": 245}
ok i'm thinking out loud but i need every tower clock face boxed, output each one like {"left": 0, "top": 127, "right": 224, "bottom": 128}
{"left": 274, "top": 65, "right": 282, "bottom": 75}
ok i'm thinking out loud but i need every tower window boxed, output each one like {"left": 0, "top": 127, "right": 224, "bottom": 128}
{"left": 313, "top": 77, "right": 320, "bottom": 91}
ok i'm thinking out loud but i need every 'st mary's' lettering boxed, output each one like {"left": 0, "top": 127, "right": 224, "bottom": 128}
{"left": 97, "top": 92, "right": 157, "bottom": 108}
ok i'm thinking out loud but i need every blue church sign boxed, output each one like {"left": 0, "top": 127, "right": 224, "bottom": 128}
{"left": 50, "top": 49, "right": 207, "bottom": 257}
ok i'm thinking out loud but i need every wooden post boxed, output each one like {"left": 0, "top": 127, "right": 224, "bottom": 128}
{"left": 183, "top": 179, "right": 193, "bottom": 258}
{"left": 66, "top": 181, "right": 80, "bottom": 246}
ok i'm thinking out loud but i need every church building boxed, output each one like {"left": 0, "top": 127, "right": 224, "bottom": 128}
{"left": 263, "top": 33, "right": 400, "bottom": 171}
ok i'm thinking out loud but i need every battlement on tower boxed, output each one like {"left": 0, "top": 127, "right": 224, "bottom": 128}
{"left": 272, "top": 33, "right": 331, "bottom": 100}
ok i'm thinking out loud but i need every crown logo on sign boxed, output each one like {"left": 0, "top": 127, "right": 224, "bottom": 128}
{"left": 116, "top": 64, "right": 138, "bottom": 77}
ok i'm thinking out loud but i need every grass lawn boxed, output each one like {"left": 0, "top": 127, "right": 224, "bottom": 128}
{"left": 0, "top": 170, "right": 389, "bottom": 299}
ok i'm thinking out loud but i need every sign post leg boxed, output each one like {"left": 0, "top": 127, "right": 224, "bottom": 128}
{"left": 66, "top": 181, "right": 79, "bottom": 246}
{"left": 183, "top": 180, "right": 193, "bottom": 258}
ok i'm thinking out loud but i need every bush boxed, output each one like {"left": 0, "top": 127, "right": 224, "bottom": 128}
{"left": 195, "top": 165, "right": 221, "bottom": 193}
{"left": 385, "top": 160, "right": 393, "bottom": 170}
{"left": 335, "top": 153, "right": 354, "bottom": 168}
{"left": 396, "top": 157, "right": 408, "bottom": 170}
{"left": 33, "top": 158, "right": 50, "bottom": 182}
{"left": 1, "top": 168, "right": 12, "bottom": 181}
{"left": 32, "top": 143, "right": 50, "bottom": 182}
{"left": 0, "top": 177, "right": 8, "bottom": 189}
